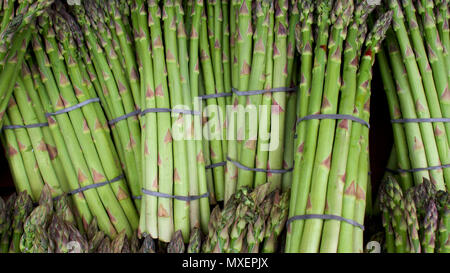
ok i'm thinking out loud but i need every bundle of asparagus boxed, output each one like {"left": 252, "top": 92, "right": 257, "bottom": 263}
{"left": 223, "top": 0, "right": 299, "bottom": 202}
{"left": 286, "top": 1, "right": 392, "bottom": 253}
{"left": 202, "top": 183, "right": 289, "bottom": 253}
{"left": 378, "top": 0, "right": 450, "bottom": 192}
{"left": 379, "top": 176, "right": 449, "bottom": 253}
{"left": 0, "top": 5, "right": 143, "bottom": 239}
{"left": 118, "top": 0, "right": 211, "bottom": 244}
{"left": 1, "top": 185, "right": 204, "bottom": 253}
{"left": 66, "top": 0, "right": 143, "bottom": 207}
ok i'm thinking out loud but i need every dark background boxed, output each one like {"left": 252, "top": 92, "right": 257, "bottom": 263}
{"left": 0, "top": 66, "right": 393, "bottom": 202}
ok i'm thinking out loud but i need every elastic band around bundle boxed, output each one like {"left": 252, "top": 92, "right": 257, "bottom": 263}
{"left": 45, "top": 98, "right": 101, "bottom": 117}
{"left": 2, "top": 122, "right": 49, "bottom": 130}
{"left": 231, "top": 86, "right": 297, "bottom": 96}
{"left": 199, "top": 93, "right": 233, "bottom": 100}
{"left": 141, "top": 188, "right": 209, "bottom": 201}
{"left": 391, "top": 118, "right": 450, "bottom": 124}
{"left": 108, "top": 109, "right": 141, "bottom": 125}
{"left": 396, "top": 164, "right": 450, "bottom": 173}
{"left": 226, "top": 156, "right": 293, "bottom": 174}
{"left": 286, "top": 214, "right": 364, "bottom": 230}
{"left": 53, "top": 174, "right": 124, "bottom": 200}
{"left": 205, "top": 161, "right": 227, "bottom": 170}
{"left": 140, "top": 108, "right": 201, "bottom": 116}
{"left": 296, "top": 114, "right": 370, "bottom": 128}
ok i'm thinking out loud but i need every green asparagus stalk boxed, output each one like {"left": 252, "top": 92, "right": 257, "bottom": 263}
{"left": 253, "top": 1, "right": 275, "bottom": 188}
{"left": 163, "top": 0, "right": 191, "bottom": 242}
{"left": 147, "top": 0, "right": 175, "bottom": 242}
{"left": 285, "top": 0, "right": 332, "bottom": 253}
{"left": 389, "top": 0, "right": 446, "bottom": 191}
{"left": 262, "top": 190, "right": 289, "bottom": 252}
{"left": 200, "top": 6, "right": 225, "bottom": 202}
{"left": 422, "top": 200, "right": 438, "bottom": 253}
{"left": 237, "top": 0, "right": 270, "bottom": 189}
{"left": 266, "top": 0, "right": 288, "bottom": 191}
{"left": 174, "top": 0, "right": 203, "bottom": 233}
{"left": 189, "top": 0, "right": 210, "bottom": 233}
{"left": 209, "top": 0, "right": 228, "bottom": 156}
{"left": 280, "top": 0, "right": 299, "bottom": 192}
{"left": 128, "top": 0, "right": 158, "bottom": 239}
{"left": 404, "top": 189, "right": 421, "bottom": 252}
{"left": 8, "top": 191, "right": 33, "bottom": 253}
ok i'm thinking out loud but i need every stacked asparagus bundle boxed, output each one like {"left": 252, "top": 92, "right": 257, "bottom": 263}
{"left": 379, "top": 176, "right": 449, "bottom": 253}
{"left": 201, "top": 183, "right": 289, "bottom": 253}
{"left": 378, "top": 0, "right": 450, "bottom": 192}
{"left": 67, "top": 0, "right": 143, "bottom": 208}
{"left": 223, "top": 0, "right": 300, "bottom": 202}
{"left": 107, "top": 0, "right": 211, "bottom": 244}
{"left": 2, "top": 7, "right": 142, "bottom": 240}
{"left": 286, "top": 0, "right": 392, "bottom": 253}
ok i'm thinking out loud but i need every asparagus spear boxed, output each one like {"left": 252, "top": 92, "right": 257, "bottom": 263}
{"left": 422, "top": 199, "right": 438, "bottom": 253}
{"left": 139, "top": 235, "right": 156, "bottom": 253}
{"left": 237, "top": 0, "right": 270, "bottom": 189}
{"left": 253, "top": 1, "right": 275, "bottom": 188}
{"left": 8, "top": 191, "right": 33, "bottom": 253}
{"left": 187, "top": 227, "right": 202, "bottom": 253}
{"left": 199, "top": 6, "right": 225, "bottom": 202}
{"left": 167, "top": 229, "right": 185, "bottom": 253}
{"left": 404, "top": 189, "right": 421, "bottom": 252}
{"left": 280, "top": 0, "right": 300, "bottom": 192}
{"left": 163, "top": 0, "right": 191, "bottom": 242}
{"left": 266, "top": 0, "right": 289, "bottom": 190}
{"left": 174, "top": 0, "right": 203, "bottom": 233}
{"left": 147, "top": 0, "right": 175, "bottom": 242}
{"left": 189, "top": 0, "right": 210, "bottom": 233}
{"left": 286, "top": 0, "right": 333, "bottom": 253}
